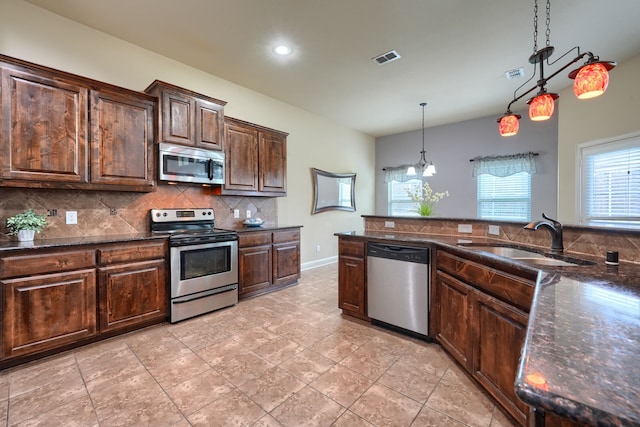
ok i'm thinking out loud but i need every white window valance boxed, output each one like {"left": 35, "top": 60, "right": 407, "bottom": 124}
{"left": 471, "top": 152, "right": 538, "bottom": 177}
{"left": 383, "top": 165, "right": 419, "bottom": 183}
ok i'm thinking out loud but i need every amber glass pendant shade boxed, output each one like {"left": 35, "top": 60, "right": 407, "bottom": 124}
{"left": 573, "top": 63, "right": 609, "bottom": 99}
{"left": 528, "top": 94, "right": 556, "bottom": 121}
{"left": 498, "top": 115, "right": 520, "bottom": 136}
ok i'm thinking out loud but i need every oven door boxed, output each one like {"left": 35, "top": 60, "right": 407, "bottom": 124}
{"left": 170, "top": 240, "right": 238, "bottom": 298}
{"left": 159, "top": 143, "right": 224, "bottom": 185}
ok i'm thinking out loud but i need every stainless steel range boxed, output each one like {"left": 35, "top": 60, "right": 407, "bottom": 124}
{"left": 151, "top": 208, "right": 238, "bottom": 323}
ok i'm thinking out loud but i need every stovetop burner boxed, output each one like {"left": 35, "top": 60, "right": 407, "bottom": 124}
{"left": 150, "top": 208, "right": 237, "bottom": 245}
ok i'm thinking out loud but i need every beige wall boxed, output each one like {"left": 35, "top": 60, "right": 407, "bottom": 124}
{"left": 557, "top": 53, "right": 640, "bottom": 223}
{"left": 0, "top": 0, "right": 375, "bottom": 267}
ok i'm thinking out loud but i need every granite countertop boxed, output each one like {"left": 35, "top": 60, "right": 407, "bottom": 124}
{"left": 336, "top": 230, "right": 640, "bottom": 426}
{"left": 229, "top": 224, "right": 302, "bottom": 233}
{"left": 0, "top": 232, "right": 165, "bottom": 253}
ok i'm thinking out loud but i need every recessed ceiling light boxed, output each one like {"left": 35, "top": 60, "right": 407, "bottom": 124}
{"left": 273, "top": 45, "right": 292, "bottom": 56}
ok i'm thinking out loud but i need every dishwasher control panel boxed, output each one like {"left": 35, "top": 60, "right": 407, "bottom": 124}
{"left": 367, "top": 243, "right": 430, "bottom": 264}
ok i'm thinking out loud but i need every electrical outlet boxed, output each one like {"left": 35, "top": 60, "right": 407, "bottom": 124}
{"left": 384, "top": 221, "right": 395, "bottom": 228}
{"left": 66, "top": 211, "right": 78, "bottom": 225}
{"left": 233, "top": 209, "right": 240, "bottom": 219}
{"left": 246, "top": 210, "right": 252, "bottom": 218}
{"left": 488, "top": 225, "right": 500, "bottom": 235}
{"left": 46, "top": 209, "right": 57, "bottom": 217}
{"left": 458, "top": 224, "right": 473, "bottom": 233}
{"left": 316, "top": 244, "right": 321, "bottom": 253}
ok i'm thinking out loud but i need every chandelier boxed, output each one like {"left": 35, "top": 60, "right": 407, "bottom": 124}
{"left": 407, "top": 102, "right": 436, "bottom": 177}
{"left": 497, "top": 0, "right": 616, "bottom": 137}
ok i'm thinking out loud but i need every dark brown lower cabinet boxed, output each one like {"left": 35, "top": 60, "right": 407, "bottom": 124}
{"left": 0, "top": 239, "right": 168, "bottom": 368}
{"left": 434, "top": 249, "right": 536, "bottom": 427}
{"left": 238, "top": 227, "right": 301, "bottom": 298}
{"left": 337, "top": 237, "right": 368, "bottom": 320}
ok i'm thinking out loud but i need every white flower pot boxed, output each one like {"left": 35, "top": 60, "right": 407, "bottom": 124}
{"left": 17, "top": 229, "right": 36, "bottom": 242}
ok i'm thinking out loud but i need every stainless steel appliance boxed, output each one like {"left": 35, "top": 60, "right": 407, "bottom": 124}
{"left": 151, "top": 208, "right": 238, "bottom": 323}
{"left": 158, "top": 142, "right": 224, "bottom": 185}
{"left": 367, "top": 242, "right": 430, "bottom": 337}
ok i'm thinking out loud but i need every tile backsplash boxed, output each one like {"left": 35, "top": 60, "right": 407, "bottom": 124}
{"left": 0, "top": 185, "right": 276, "bottom": 241}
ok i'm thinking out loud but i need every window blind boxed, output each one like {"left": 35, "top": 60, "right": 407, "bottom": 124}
{"left": 477, "top": 172, "right": 531, "bottom": 221}
{"left": 388, "top": 179, "right": 422, "bottom": 216}
{"left": 581, "top": 141, "right": 640, "bottom": 228}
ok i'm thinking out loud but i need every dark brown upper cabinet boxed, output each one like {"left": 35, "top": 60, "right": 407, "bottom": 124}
{"left": 145, "top": 80, "right": 226, "bottom": 151}
{"left": 0, "top": 54, "right": 156, "bottom": 192}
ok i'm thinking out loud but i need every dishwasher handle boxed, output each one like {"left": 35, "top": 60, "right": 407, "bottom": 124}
{"left": 367, "top": 242, "right": 430, "bottom": 264}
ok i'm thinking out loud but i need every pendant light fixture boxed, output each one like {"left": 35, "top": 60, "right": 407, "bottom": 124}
{"left": 407, "top": 102, "right": 436, "bottom": 177}
{"left": 497, "top": 0, "right": 616, "bottom": 136}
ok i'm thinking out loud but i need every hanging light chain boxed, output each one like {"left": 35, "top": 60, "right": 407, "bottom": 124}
{"left": 532, "top": 0, "right": 539, "bottom": 53}
{"left": 545, "top": 0, "right": 551, "bottom": 47}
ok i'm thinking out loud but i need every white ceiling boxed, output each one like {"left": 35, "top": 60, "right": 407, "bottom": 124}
{"left": 24, "top": 0, "right": 640, "bottom": 137}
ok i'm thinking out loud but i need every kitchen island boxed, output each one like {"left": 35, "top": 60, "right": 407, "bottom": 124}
{"left": 337, "top": 216, "right": 640, "bottom": 427}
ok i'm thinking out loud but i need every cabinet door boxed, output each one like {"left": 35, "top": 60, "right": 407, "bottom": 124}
{"left": 238, "top": 245, "right": 272, "bottom": 296}
{"left": 160, "top": 89, "right": 195, "bottom": 146}
{"left": 272, "top": 240, "right": 300, "bottom": 286}
{"left": 0, "top": 67, "right": 88, "bottom": 183}
{"left": 258, "top": 131, "right": 287, "bottom": 194}
{"left": 338, "top": 255, "right": 367, "bottom": 318}
{"left": 195, "top": 98, "right": 224, "bottom": 151}
{"left": 89, "top": 89, "right": 155, "bottom": 190}
{"left": 2, "top": 269, "right": 97, "bottom": 359}
{"left": 224, "top": 121, "right": 259, "bottom": 191}
{"left": 434, "top": 270, "right": 473, "bottom": 370}
{"left": 98, "top": 259, "right": 167, "bottom": 333}
{"left": 473, "top": 291, "right": 530, "bottom": 426}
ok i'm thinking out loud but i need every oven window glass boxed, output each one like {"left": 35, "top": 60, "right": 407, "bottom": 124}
{"left": 163, "top": 154, "right": 209, "bottom": 178}
{"left": 180, "top": 246, "right": 231, "bottom": 280}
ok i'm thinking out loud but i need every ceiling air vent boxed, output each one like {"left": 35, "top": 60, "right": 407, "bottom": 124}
{"left": 372, "top": 50, "right": 401, "bottom": 65}
{"left": 505, "top": 67, "right": 525, "bottom": 79}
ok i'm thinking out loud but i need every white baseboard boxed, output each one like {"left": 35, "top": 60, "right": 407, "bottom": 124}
{"left": 301, "top": 256, "right": 338, "bottom": 271}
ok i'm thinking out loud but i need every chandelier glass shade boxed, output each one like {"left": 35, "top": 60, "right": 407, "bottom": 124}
{"left": 407, "top": 102, "right": 436, "bottom": 177}
{"left": 497, "top": 0, "right": 615, "bottom": 136}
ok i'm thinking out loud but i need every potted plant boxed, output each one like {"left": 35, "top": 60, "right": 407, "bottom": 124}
{"left": 6, "top": 209, "right": 47, "bottom": 242}
{"left": 406, "top": 182, "right": 449, "bottom": 217}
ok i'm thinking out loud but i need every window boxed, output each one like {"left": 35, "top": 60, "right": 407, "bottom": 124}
{"left": 477, "top": 172, "right": 531, "bottom": 221}
{"left": 579, "top": 135, "right": 640, "bottom": 228}
{"left": 388, "top": 179, "right": 422, "bottom": 216}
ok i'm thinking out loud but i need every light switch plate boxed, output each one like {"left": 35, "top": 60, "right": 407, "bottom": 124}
{"left": 233, "top": 209, "right": 240, "bottom": 218}
{"left": 488, "top": 225, "right": 500, "bottom": 235}
{"left": 458, "top": 224, "right": 473, "bottom": 233}
{"left": 384, "top": 221, "right": 395, "bottom": 228}
{"left": 66, "top": 211, "right": 78, "bottom": 225}
{"left": 246, "top": 210, "right": 252, "bottom": 218}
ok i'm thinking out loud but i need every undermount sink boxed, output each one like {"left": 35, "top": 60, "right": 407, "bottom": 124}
{"left": 460, "top": 245, "right": 596, "bottom": 267}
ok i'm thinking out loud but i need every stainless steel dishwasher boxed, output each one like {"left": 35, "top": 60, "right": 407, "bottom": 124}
{"left": 367, "top": 242, "right": 430, "bottom": 337}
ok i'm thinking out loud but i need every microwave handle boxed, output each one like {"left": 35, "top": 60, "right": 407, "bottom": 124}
{"left": 207, "top": 159, "right": 214, "bottom": 180}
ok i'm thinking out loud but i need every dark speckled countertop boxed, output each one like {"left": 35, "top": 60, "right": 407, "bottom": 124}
{"left": 336, "top": 230, "right": 640, "bottom": 426}
{"left": 0, "top": 233, "right": 165, "bottom": 252}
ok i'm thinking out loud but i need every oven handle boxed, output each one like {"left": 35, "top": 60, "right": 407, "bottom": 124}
{"left": 172, "top": 284, "right": 238, "bottom": 304}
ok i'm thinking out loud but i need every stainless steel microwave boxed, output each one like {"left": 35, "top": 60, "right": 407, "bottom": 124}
{"left": 158, "top": 143, "right": 224, "bottom": 185}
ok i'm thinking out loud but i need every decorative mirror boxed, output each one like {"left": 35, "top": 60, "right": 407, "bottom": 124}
{"left": 311, "top": 168, "right": 356, "bottom": 214}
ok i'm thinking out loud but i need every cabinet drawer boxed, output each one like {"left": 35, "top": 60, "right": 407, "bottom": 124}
{"left": 436, "top": 250, "right": 534, "bottom": 312}
{"left": 97, "top": 241, "right": 166, "bottom": 265}
{"left": 339, "top": 239, "right": 365, "bottom": 258}
{"left": 238, "top": 231, "right": 272, "bottom": 247}
{"left": 273, "top": 229, "right": 300, "bottom": 243}
{"left": 0, "top": 250, "right": 96, "bottom": 279}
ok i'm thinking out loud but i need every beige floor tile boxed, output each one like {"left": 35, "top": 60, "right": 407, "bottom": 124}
{"left": 270, "top": 386, "right": 345, "bottom": 427}
{"left": 0, "top": 399, "right": 7, "bottom": 425}
{"left": 253, "top": 413, "right": 284, "bottom": 427}
{"left": 412, "top": 406, "right": 468, "bottom": 426}
{"left": 281, "top": 323, "right": 330, "bottom": 348}
{"left": 232, "top": 326, "right": 280, "bottom": 351}
{"left": 332, "top": 410, "right": 376, "bottom": 426}
{"left": 278, "top": 349, "right": 335, "bottom": 383}
{"left": 7, "top": 373, "right": 88, "bottom": 426}
{"left": 214, "top": 351, "right": 274, "bottom": 387}
{"left": 310, "top": 364, "right": 373, "bottom": 407}
{"left": 490, "top": 407, "right": 518, "bottom": 427}
{"left": 164, "top": 369, "right": 234, "bottom": 415}
{"left": 425, "top": 380, "right": 495, "bottom": 427}
{"left": 10, "top": 394, "right": 98, "bottom": 427}
{"left": 399, "top": 343, "right": 454, "bottom": 378}
{"left": 238, "top": 366, "right": 305, "bottom": 412}
{"left": 194, "top": 335, "right": 246, "bottom": 366}
{"left": 338, "top": 346, "right": 396, "bottom": 380}
{"left": 128, "top": 335, "right": 193, "bottom": 370}
{"left": 309, "top": 334, "right": 360, "bottom": 362}
{"left": 253, "top": 336, "right": 303, "bottom": 365}
{"left": 378, "top": 357, "right": 441, "bottom": 403}
{"left": 146, "top": 351, "right": 210, "bottom": 389}
{"left": 0, "top": 372, "right": 8, "bottom": 401}
{"left": 187, "top": 388, "right": 266, "bottom": 427}
{"left": 98, "top": 392, "right": 184, "bottom": 427}
{"left": 350, "top": 383, "right": 423, "bottom": 427}
{"left": 8, "top": 354, "right": 77, "bottom": 397}
{"left": 77, "top": 344, "right": 147, "bottom": 393}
